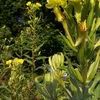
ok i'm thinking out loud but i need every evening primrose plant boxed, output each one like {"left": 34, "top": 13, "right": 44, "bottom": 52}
{"left": 6, "top": 58, "right": 24, "bottom": 86}
{"left": 6, "top": 58, "right": 24, "bottom": 98}
{"left": 35, "top": 53, "right": 69, "bottom": 100}
{"left": 38, "top": 0, "right": 100, "bottom": 99}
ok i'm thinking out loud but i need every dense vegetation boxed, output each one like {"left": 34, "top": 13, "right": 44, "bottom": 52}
{"left": 0, "top": 0, "right": 100, "bottom": 100}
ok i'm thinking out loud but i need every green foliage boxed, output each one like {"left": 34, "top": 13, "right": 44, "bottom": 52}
{"left": 36, "top": 0, "right": 100, "bottom": 99}
{"left": 0, "top": 0, "right": 100, "bottom": 100}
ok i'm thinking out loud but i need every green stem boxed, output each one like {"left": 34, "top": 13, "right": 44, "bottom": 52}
{"left": 62, "top": 20, "right": 75, "bottom": 47}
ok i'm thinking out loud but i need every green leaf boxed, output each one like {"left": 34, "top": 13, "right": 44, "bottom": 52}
{"left": 24, "top": 59, "right": 33, "bottom": 65}
{"left": 36, "top": 84, "right": 51, "bottom": 99}
{"left": 87, "top": 0, "right": 95, "bottom": 30}
{"left": 95, "top": 18, "right": 100, "bottom": 30}
{"left": 74, "top": 68, "right": 83, "bottom": 83}
{"left": 89, "top": 72, "right": 100, "bottom": 94}
{"left": 60, "top": 33, "right": 77, "bottom": 52}
{"left": 66, "top": 57, "right": 81, "bottom": 92}
{"left": 94, "top": 39, "right": 100, "bottom": 49}
{"left": 78, "top": 43, "right": 86, "bottom": 65}
{"left": 34, "top": 42, "right": 45, "bottom": 53}
{"left": 87, "top": 8, "right": 94, "bottom": 30}
{"left": 86, "top": 51, "right": 100, "bottom": 83}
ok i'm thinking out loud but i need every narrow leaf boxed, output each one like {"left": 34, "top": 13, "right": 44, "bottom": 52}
{"left": 94, "top": 39, "right": 100, "bottom": 49}
{"left": 74, "top": 68, "right": 83, "bottom": 82}
{"left": 86, "top": 51, "right": 100, "bottom": 83}
{"left": 60, "top": 32, "right": 77, "bottom": 52}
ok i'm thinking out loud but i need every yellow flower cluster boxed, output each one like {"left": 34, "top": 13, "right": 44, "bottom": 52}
{"left": 26, "top": 1, "right": 41, "bottom": 9}
{"left": 6, "top": 58, "right": 24, "bottom": 66}
{"left": 6, "top": 58, "right": 24, "bottom": 87}
{"left": 46, "top": 0, "right": 67, "bottom": 9}
{"left": 13, "top": 58, "right": 24, "bottom": 65}
{"left": 26, "top": 1, "right": 32, "bottom": 6}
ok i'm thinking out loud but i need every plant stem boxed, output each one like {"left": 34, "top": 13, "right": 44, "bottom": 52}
{"left": 62, "top": 20, "right": 75, "bottom": 47}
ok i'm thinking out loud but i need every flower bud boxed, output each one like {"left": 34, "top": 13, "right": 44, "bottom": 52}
{"left": 26, "top": 1, "right": 32, "bottom": 6}
{"left": 44, "top": 73, "right": 53, "bottom": 82}
{"left": 48, "top": 53, "right": 64, "bottom": 70}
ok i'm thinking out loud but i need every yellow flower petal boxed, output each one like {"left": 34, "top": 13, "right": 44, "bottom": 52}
{"left": 6, "top": 60, "right": 12, "bottom": 65}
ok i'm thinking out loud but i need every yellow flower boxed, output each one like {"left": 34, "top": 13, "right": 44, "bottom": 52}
{"left": 6, "top": 58, "right": 24, "bottom": 66}
{"left": 36, "top": 3, "right": 42, "bottom": 7}
{"left": 46, "top": 0, "right": 67, "bottom": 9}
{"left": 32, "top": 3, "right": 42, "bottom": 10}
{"left": 6, "top": 60, "right": 12, "bottom": 65}
{"left": 13, "top": 58, "right": 24, "bottom": 65}
{"left": 26, "top": 1, "right": 32, "bottom": 6}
